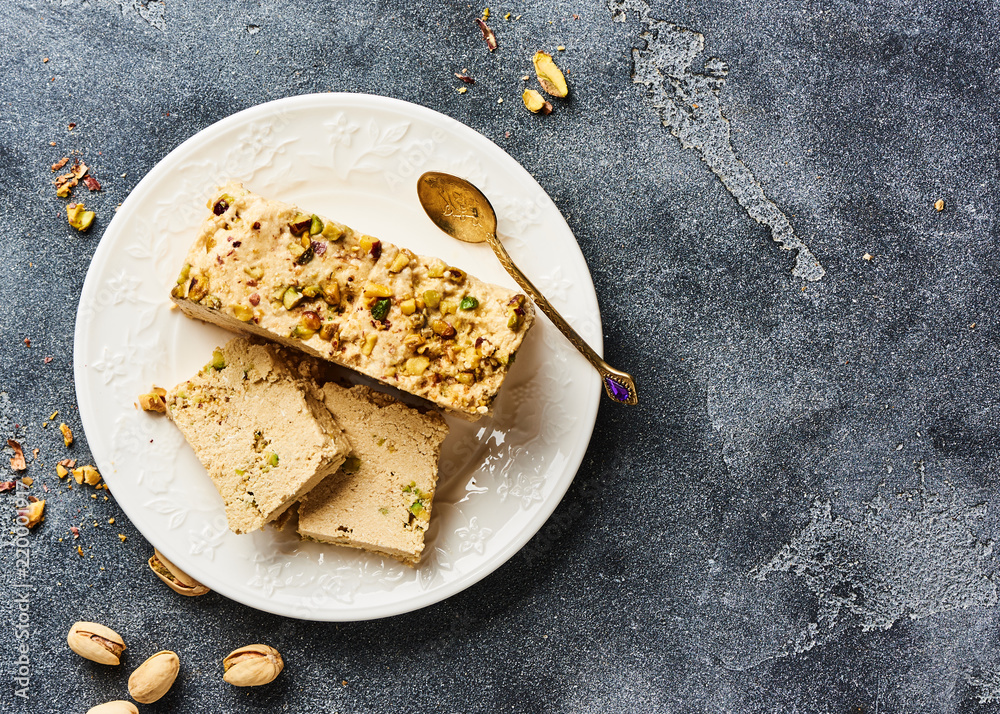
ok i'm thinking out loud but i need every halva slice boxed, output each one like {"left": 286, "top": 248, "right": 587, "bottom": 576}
{"left": 297, "top": 383, "right": 449, "bottom": 565}
{"left": 165, "top": 337, "right": 351, "bottom": 534}
{"left": 169, "top": 182, "right": 534, "bottom": 420}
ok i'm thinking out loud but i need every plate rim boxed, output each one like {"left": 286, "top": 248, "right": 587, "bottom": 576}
{"left": 73, "top": 92, "right": 603, "bottom": 620}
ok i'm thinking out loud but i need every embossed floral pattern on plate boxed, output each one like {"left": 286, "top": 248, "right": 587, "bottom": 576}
{"left": 73, "top": 94, "right": 602, "bottom": 621}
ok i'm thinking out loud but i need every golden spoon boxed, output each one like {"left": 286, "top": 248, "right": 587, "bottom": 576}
{"left": 416, "top": 171, "right": 637, "bottom": 405}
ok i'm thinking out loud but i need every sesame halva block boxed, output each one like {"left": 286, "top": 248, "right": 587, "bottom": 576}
{"left": 169, "top": 182, "right": 534, "bottom": 420}
{"left": 165, "top": 337, "right": 351, "bottom": 535}
{"left": 297, "top": 382, "right": 449, "bottom": 566}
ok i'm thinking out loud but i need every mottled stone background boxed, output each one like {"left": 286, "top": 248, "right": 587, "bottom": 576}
{"left": 2, "top": 0, "right": 999, "bottom": 711}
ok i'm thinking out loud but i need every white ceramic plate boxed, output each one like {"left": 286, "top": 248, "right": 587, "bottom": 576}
{"left": 74, "top": 94, "right": 602, "bottom": 621}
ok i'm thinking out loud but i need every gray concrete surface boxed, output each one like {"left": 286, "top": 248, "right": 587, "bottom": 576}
{"left": 2, "top": 0, "right": 999, "bottom": 711}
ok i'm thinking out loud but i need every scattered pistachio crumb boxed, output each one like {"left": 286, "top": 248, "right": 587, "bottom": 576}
{"left": 108, "top": 518, "right": 115, "bottom": 524}
{"left": 863, "top": 253, "right": 872, "bottom": 261}
{"left": 118, "top": 534, "right": 127, "bottom": 542}
{"left": 76, "top": 546, "right": 83, "bottom": 557}
{"left": 457, "top": 86, "right": 467, "bottom": 94}
{"left": 22, "top": 477, "right": 33, "bottom": 486}
{"left": 934, "top": 199, "right": 945, "bottom": 211}
{"left": 59, "top": 422, "right": 73, "bottom": 446}
{"left": 498, "top": 97, "right": 504, "bottom": 103}
{"left": 49, "top": 410, "right": 58, "bottom": 420}
{"left": 557, "top": 45, "right": 566, "bottom": 51}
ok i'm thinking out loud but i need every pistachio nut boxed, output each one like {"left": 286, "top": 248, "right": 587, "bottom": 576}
{"left": 223, "top": 644, "right": 284, "bottom": 687}
{"left": 522, "top": 89, "right": 553, "bottom": 115}
{"left": 86, "top": 701, "right": 139, "bottom": 714}
{"left": 67, "top": 621, "right": 126, "bottom": 665}
{"left": 128, "top": 650, "right": 180, "bottom": 704}
{"left": 148, "top": 549, "right": 209, "bottom": 597}
{"left": 532, "top": 51, "right": 569, "bottom": 97}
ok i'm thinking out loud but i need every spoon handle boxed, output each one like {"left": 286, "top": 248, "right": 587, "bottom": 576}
{"left": 486, "top": 233, "right": 638, "bottom": 405}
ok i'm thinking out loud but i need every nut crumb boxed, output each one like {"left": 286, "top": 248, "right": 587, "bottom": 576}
{"left": 67, "top": 123, "right": 76, "bottom": 130}
{"left": 51, "top": 157, "right": 69, "bottom": 172}
{"left": 60, "top": 423, "right": 73, "bottom": 446}
{"left": 934, "top": 199, "right": 945, "bottom": 211}
{"left": 118, "top": 534, "right": 127, "bottom": 542}
{"left": 457, "top": 86, "right": 467, "bottom": 94}
{"left": 863, "top": 253, "right": 872, "bottom": 261}
{"left": 22, "top": 476, "right": 33, "bottom": 487}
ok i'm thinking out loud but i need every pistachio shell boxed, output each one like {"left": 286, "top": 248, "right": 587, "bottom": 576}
{"left": 67, "top": 621, "right": 126, "bottom": 665}
{"left": 128, "top": 650, "right": 180, "bottom": 704}
{"left": 148, "top": 549, "right": 209, "bottom": 597}
{"left": 223, "top": 644, "right": 284, "bottom": 687}
{"left": 86, "top": 701, "right": 139, "bottom": 714}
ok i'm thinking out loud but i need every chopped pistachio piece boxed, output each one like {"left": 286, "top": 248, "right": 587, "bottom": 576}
{"left": 371, "top": 298, "right": 391, "bottom": 321}
{"left": 404, "top": 356, "right": 430, "bottom": 375}
{"left": 364, "top": 283, "right": 393, "bottom": 298}
{"left": 460, "top": 296, "right": 479, "bottom": 311}
{"left": 231, "top": 305, "right": 254, "bottom": 322}
{"left": 321, "top": 279, "right": 341, "bottom": 306}
{"left": 243, "top": 265, "right": 264, "bottom": 280}
{"left": 177, "top": 264, "right": 192, "bottom": 285}
{"left": 522, "top": 89, "right": 553, "bottom": 114}
{"left": 319, "top": 323, "right": 338, "bottom": 341}
{"left": 139, "top": 392, "right": 167, "bottom": 412}
{"left": 309, "top": 215, "right": 324, "bottom": 235}
{"left": 208, "top": 348, "right": 226, "bottom": 370}
{"left": 399, "top": 299, "right": 416, "bottom": 315}
{"left": 533, "top": 51, "right": 569, "bottom": 97}
{"left": 423, "top": 290, "right": 442, "bottom": 309}
{"left": 388, "top": 252, "right": 410, "bottom": 273}
{"left": 282, "top": 287, "right": 304, "bottom": 310}
{"left": 66, "top": 203, "right": 96, "bottom": 232}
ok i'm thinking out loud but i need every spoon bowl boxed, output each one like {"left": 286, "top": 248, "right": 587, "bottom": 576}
{"left": 416, "top": 171, "right": 637, "bottom": 405}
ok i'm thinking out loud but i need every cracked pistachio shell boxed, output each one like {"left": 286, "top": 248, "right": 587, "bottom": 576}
{"left": 67, "top": 621, "right": 126, "bottom": 665}
{"left": 86, "top": 702, "right": 139, "bottom": 714}
{"left": 148, "top": 548, "right": 210, "bottom": 597}
{"left": 223, "top": 644, "right": 284, "bottom": 687}
{"left": 128, "top": 650, "right": 180, "bottom": 704}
